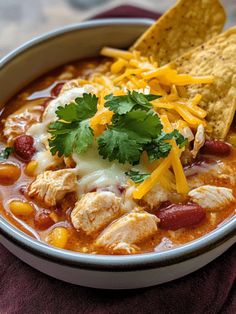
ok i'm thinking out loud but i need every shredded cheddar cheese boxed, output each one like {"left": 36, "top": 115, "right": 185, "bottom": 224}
{"left": 111, "top": 58, "right": 128, "bottom": 74}
{"left": 87, "top": 46, "right": 213, "bottom": 198}
{"left": 133, "top": 156, "right": 172, "bottom": 199}
{"left": 161, "top": 115, "right": 189, "bottom": 194}
{"left": 101, "top": 47, "right": 133, "bottom": 60}
{"left": 102, "top": 49, "right": 209, "bottom": 130}
{"left": 94, "top": 48, "right": 210, "bottom": 134}
{"left": 90, "top": 109, "right": 113, "bottom": 136}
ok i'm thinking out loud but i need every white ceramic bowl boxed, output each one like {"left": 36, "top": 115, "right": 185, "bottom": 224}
{"left": 0, "top": 19, "right": 235, "bottom": 289}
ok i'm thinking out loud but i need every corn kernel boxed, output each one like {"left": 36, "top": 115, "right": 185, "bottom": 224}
{"left": 0, "top": 163, "right": 21, "bottom": 185}
{"left": 47, "top": 227, "right": 69, "bottom": 249}
{"left": 25, "top": 160, "right": 38, "bottom": 176}
{"left": 9, "top": 200, "right": 34, "bottom": 216}
{"left": 49, "top": 212, "right": 59, "bottom": 223}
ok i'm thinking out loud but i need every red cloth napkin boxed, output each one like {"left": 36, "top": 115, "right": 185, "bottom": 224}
{"left": 0, "top": 6, "right": 236, "bottom": 314}
{"left": 92, "top": 4, "right": 161, "bottom": 20}
{"left": 0, "top": 244, "right": 235, "bottom": 313}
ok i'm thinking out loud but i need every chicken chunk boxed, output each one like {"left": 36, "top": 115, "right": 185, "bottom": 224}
{"left": 143, "top": 184, "right": 170, "bottom": 208}
{"left": 96, "top": 211, "right": 159, "bottom": 253}
{"left": 181, "top": 126, "right": 194, "bottom": 142}
{"left": 188, "top": 185, "right": 235, "bottom": 210}
{"left": 71, "top": 191, "right": 121, "bottom": 235}
{"left": 28, "top": 169, "right": 77, "bottom": 206}
{"left": 3, "top": 101, "right": 44, "bottom": 144}
{"left": 191, "top": 124, "right": 205, "bottom": 158}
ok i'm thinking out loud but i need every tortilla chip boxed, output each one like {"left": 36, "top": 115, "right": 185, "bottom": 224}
{"left": 172, "top": 27, "right": 236, "bottom": 140}
{"left": 131, "top": 0, "right": 226, "bottom": 66}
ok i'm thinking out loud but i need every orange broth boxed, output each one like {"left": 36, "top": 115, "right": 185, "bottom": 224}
{"left": 0, "top": 58, "right": 235, "bottom": 255}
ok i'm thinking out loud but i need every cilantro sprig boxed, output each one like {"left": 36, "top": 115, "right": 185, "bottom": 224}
{"left": 125, "top": 170, "right": 150, "bottom": 183}
{"left": 145, "top": 130, "right": 188, "bottom": 162}
{"left": 48, "top": 94, "right": 97, "bottom": 157}
{"left": 0, "top": 147, "right": 13, "bottom": 161}
{"left": 97, "top": 110, "right": 163, "bottom": 164}
{"left": 48, "top": 91, "right": 187, "bottom": 164}
{"left": 104, "top": 91, "right": 160, "bottom": 114}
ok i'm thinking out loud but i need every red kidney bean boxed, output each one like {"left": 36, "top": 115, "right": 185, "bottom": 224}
{"left": 19, "top": 185, "right": 27, "bottom": 196}
{"left": 13, "top": 135, "right": 36, "bottom": 162}
{"left": 42, "top": 98, "right": 53, "bottom": 108}
{"left": 201, "top": 140, "right": 231, "bottom": 157}
{"left": 156, "top": 203, "right": 206, "bottom": 230}
{"left": 34, "top": 210, "right": 54, "bottom": 230}
{"left": 184, "top": 156, "right": 214, "bottom": 169}
{"left": 159, "top": 201, "right": 173, "bottom": 209}
{"left": 51, "top": 82, "right": 65, "bottom": 97}
{"left": 118, "top": 185, "right": 126, "bottom": 194}
{"left": 89, "top": 188, "right": 97, "bottom": 193}
{"left": 184, "top": 156, "right": 216, "bottom": 178}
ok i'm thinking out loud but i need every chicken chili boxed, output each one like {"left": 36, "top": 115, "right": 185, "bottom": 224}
{"left": 0, "top": 53, "right": 235, "bottom": 255}
{"left": 1, "top": 0, "right": 236, "bottom": 255}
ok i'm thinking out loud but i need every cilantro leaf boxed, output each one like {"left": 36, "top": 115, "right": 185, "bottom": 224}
{"left": 49, "top": 130, "right": 75, "bottom": 157}
{"left": 75, "top": 93, "right": 98, "bottom": 120}
{"left": 104, "top": 91, "right": 161, "bottom": 115}
{"left": 97, "top": 129, "right": 142, "bottom": 164}
{"left": 145, "top": 94, "right": 161, "bottom": 101}
{"left": 56, "top": 103, "right": 81, "bottom": 122}
{"left": 0, "top": 147, "right": 13, "bottom": 161}
{"left": 49, "top": 121, "right": 93, "bottom": 157}
{"left": 48, "top": 93, "right": 97, "bottom": 157}
{"left": 114, "top": 110, "right": 163, "bottom": 143}
{"left": 98, "top": 110, "right": 163, "bottom": 164}
{"left": 171, "top": 129, "right": 188, "bottom": 148}
{"left": 145, "top": 140, "right": 172, "bottom": 161}
{"left": 145, "top": 130, "right": 188, "bottom": 161}
{"left": 104, "top": 93, "right": 135, "bottom": 115}
{"left": 130, "top": 90, "right": 160, "bottom": 107}
{"left": 56, "top": 93, "right": 98, "bottom": 122}
{"left": 74, "top": 121, "right": 94, "bottom": 155}
{"left": 125, "top": 170, "right": 150, "bottom": 183}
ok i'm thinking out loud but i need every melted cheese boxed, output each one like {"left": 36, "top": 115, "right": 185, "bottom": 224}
{"left": 44, "top": 85, "right": 95, "bottom": 122}
{"left": 33, "top": 151, "right": 59, "bottom": 175}
{"left": 27, "top": 86, "right": 95, "bottom": 170}
{"left": 73, "top": 147, "right": 129, "bottom": 195}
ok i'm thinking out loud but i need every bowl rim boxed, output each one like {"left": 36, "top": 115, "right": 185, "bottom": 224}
{"left": 0, "top": 18, "right": 235, "bottom": 272}
{"left": 0, "top": 18, "right": 154, "bottom": 69}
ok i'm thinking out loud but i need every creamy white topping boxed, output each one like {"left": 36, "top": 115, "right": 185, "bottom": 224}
{"left": 73, "top": 147, "right": 129, "bottom": 195}
{"left": 33, "top": 151, "right": 59, "bottom": 175}
{"left": 27, "top": 86, "right": 132, "bottom": 194}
